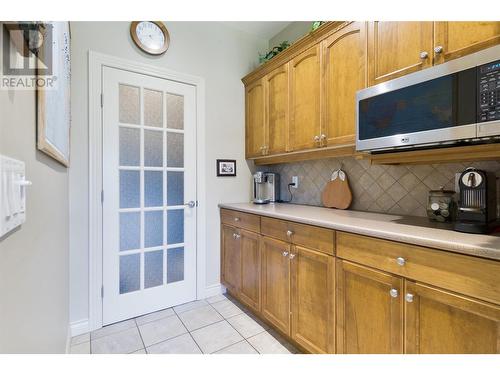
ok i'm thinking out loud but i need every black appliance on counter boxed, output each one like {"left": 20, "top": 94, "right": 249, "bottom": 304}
{"left": 454, "top": 167, "right": 498, "bottom": 234}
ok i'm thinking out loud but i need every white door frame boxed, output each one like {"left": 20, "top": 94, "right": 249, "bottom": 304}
{"left": 88, "top": 51, "right": 207, "bottom": 331}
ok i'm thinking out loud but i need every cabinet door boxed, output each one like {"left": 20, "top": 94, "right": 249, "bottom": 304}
{"left": 221, "top": 225, "right": 241, "bottom": 293}
{"left": 291, "top": 246, "right": 335, "bottom": 353}
{"left": 245, "top": 78, "right": 266, "bottom": 158}
{"left": 367, "top": 21, "right": 433, "bottom": 85}
{"left": 266, "top": 64, "right": 289, "bottom": 155}
{"left": 239, "top": 229, "right": 261, "bottom": 311}
{"left": 434, "top": 21, "right": 500, "bottom": 64}
{"left": 323, "top": 22, "right": 366, "bottom": 147}
{"left": 336, "top": 260, "right": 403, "bottom": 353}
{"left": 261, "top": 236, "right": 291, "bottom": 336}
{"left": 290, "top": 45, "right": 321, "bottom": 151}
{"left": 405, "top": 281, "right": 500, "bottom": 353}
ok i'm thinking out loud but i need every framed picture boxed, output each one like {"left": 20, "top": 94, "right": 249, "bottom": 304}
{"left": 37, "top": 21, "right": 71, "bottom": 167}
{"left": 216, "top": 159, "right": 236, "bottom": 177}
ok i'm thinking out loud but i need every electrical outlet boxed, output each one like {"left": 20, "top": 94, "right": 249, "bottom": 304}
{"left": 291, "top": 176, "right": 299, "bottom": 189}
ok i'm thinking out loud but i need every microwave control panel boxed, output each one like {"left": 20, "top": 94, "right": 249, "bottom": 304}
{"left": 478, "top": 59, "right": 500, "bottom": 123}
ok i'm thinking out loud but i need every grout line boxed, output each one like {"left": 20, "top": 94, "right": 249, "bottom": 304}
{"left": 173, "top": 307, "right": 204, "bottom": 354}
{"left": 134, "top": 319, "right": 147, "bottom": 353}
{"left": 210, "top": 338, "right": 247, "bottom": 354}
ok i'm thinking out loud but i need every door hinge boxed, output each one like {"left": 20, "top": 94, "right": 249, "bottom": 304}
{"left": 101, "top": 190, "right": 104, "bottom": 203}
{"left": 101, "top": 285, "right": 104, "bottom": 299}
{"left": 100, "top": 93, "right": 103, "bottom": 108}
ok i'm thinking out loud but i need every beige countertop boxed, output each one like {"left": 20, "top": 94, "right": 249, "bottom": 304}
{"left": 219, "top": 202, "right": 500, "bottom": 261}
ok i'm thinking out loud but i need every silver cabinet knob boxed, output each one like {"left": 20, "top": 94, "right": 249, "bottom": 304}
{"left": 320, "top": 134, "right": 326, "bottom": 139}
{"left": 313, "top": 135, "right": 320, "bottom": 142}
{"left": 405, "top": 293, "right": 414, "bottom": 303}
{"left": 396, "top": 257, "right": 406, "bottom": 266}
{"left": 289, "top": 254, "right": 296, "bottom": 260}
{"left": 282, "top": 251, "right": 289, "bottom": 257}
{"left": 234, "top": 217, "right": 240, "bottom": 222}
{"left": 389, "top": 288, "right": 399, "bottom": 298}
{"left": 232, "top": 233, "right": 240, "bottom": 239}
{"left": 419, "top": 51, "right": 429, "bottom": 59}
{"left": 434, "top": 45, "right": 443, "bottom": 54}
{"left": 286, "top": 230, "right": 294, "bottom": 238}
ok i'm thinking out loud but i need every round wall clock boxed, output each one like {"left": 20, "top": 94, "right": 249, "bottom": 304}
{"left": 130, "top": 21, "right": 170, "bottom": 55}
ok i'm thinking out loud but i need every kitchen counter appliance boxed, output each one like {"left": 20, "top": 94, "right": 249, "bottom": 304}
{"left": 252, "top": 172, "right": 279, "bottom": 204}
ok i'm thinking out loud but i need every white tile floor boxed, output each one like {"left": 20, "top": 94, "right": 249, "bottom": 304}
{"left": 70, "top": 294, "right": 298, "bottom": 354}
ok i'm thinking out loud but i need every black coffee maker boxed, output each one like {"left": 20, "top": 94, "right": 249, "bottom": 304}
{"left": 454, "top": 167, "right": 498, "bottom": 234}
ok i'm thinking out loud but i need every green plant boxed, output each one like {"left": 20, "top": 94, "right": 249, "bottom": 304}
{"left": 311, "top": 21, "right": 325, "bottom": 31}
{"left": 259, "top": 41, "right": 290, "bottom": 64}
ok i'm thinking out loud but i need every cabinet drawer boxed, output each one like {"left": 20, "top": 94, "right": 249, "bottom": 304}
{"left": 261, "top": 216, "right": 335, "bottom": 255}
{"left": 337, "top": 232, "right": 500, "bottom": 305}
{"left": 220, "top": 209, "right": 260, "bottom": 233}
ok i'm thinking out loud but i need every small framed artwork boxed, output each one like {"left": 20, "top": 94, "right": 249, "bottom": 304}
{"left": 216, "top": 159, "right": 236, "bottom": 177}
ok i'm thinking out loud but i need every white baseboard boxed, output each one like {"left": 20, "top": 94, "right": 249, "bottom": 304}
{"left": 65, "top": 325, "right": 72, "bottom": 354}
{"left": 70, "top": 319, "right": 90, "bottom": 337}
{"left": 202, "top": 283, "right": 226, "bottom": 299}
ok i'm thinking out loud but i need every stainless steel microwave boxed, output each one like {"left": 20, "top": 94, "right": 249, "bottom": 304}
{"left": 356, "top": 45, "right": 500, "bottom": 153}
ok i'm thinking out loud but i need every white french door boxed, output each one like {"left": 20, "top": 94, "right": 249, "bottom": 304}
{"left": 102, "top": 66, "right": 197, "bottom": 325}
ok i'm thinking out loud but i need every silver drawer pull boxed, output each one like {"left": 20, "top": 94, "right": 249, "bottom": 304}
{"left": 389, "top": 288, "right": 399, "bottom": 298}
{"left": 289, "top": 254, "right": 296, "bottom": 260}
{"left": 396, "top": 257, "right": 406, "bottom": 266}
{"left": 234, "top": 217, "right": 240, "bottom": 222}
{"left": 282, "top": 251, "right": 289, "bottom": 257}
{"left": 405, "top": 293, "right": 414, "bottom": 303}
{"left": 286, "top": 230, "right": 293, "bottom": 238}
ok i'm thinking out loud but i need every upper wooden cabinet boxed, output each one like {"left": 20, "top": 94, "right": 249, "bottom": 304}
{"left": 291, "top": 246, "right": 335, "bottom": 354}
{"left": 367, "top": 21, "right": 434, "bottom": 85}
{"left": 323, "top": 22, "right": 366, "bottom": 146}
{"left": 265, "top": 64, "right": 289, "bottom": 155}
{"left": 434, "top": 21, "right": 500, "bottom": 64}
{"left": 289, "top": 45, "right": 322, "bottom": 151}
{"left": 245, "top": 78, "right": 266, "bottom": 158}
{"left": 336, "top": 259, "right": 403, "bottom": 354}
{"left": 405, "top": 281, "right": 500, "bottom": 354}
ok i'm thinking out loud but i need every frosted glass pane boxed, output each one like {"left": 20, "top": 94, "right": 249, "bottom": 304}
{"left": 166, "top": 93, "right": 184, "bottom": 130}
{"left": 167, "top": 132, "right": 183, "bottom": 168}
{"left": 119, "top": 212, "right": 140, "bottom": 251}
{"left": 144, "top": 89, "right": 163, "bottom": 127}
{"left": 167, "top": 247, "right": 184, "bottom": 283}
{"left": 119, "top": 84, "right": 140, "bottom": 124}
{"left": 144, "top": 171, "right": 163, "bottom": 207}
{"left": 145, "top": 210, "right": 163, "bottom": 248}
{"left": 119, "top": 127, "right": 140, "bottom": 166}
{"left": 167, "top": 209, "right": 184, "bottom": 244}
{"left": 144, "top": 130, "right": 163, "bottom": 167}
{"left": 145, "top": 250, "right": 163, "bottom": 289}
{"left": 167, "top": 172, "right": 184, "bottom": 206}
{"left": 120, "top": 171, "right": 140, "bottom": 208}
{"left": 120, "top": 254, "right": 140, "bottom": 294}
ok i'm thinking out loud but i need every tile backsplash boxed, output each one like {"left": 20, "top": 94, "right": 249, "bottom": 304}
{"left": 261, "top": 157, "right": 500, "bottom": 218}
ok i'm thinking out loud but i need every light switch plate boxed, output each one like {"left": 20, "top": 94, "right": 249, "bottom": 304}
{"left": 0, "top": 155, "right": 29, "bottom": 238}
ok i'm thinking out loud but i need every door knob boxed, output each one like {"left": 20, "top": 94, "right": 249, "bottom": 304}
{"left": 184, "top": 201, "right": 196, "bottom": 208}
{"left": 434, "top": 45, "right": 443, "bottom": 54}
{"left": 405, "top": 293, "right": 414, "bottom": 303}
{"left": 419, "top": 51, "right": 429, "bottom": 59}
{"left": 389, "top": 288, "right": 399, "bottom": 298}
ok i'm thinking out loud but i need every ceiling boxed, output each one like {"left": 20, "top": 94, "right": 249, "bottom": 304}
{"left": 220, "top": 22, "right": 292, "bottom": 41}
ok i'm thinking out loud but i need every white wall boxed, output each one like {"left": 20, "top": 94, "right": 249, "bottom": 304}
{"left": 269, "top": 22, "right": 311, "bottom": 48}
{"left": 0, "top": 89, "right": 69, "bottom": 353}
{"left": 69, "top": 22, "right": 267, "bottom": 327}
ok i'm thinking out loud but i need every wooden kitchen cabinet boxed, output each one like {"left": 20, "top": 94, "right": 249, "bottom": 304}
{"left": 265, "top": 64, "right": 289, "bottom": 155}
{"left": 405, "top": 281, "right": 500, "bottom": 354}
{"left": 239, "top": 229, "right": 261, "bottom": 311}
{"left": 367, "top": 21, "right": 433, "bottom": 85}
{"left": 221, "top": 225, "right": 241, "bottom": 293}
{"left": 261, "top": 236, "right": 291, "bottom": 335}
{"left": 289, "top": 45, "right": 322, "bottom": 151}
{"left": 336, "top": 259, "right": 403, "bottom": 354}
{"left": 291, "top": 246, "right": 335, "bottom": 353}
{"left": 434, "top": 21, "right": 500, "bottom": 64}
{"left": 245, "top": 78, "right": 266, "bottom": 158}
{"left": 322, "top": 22, "right": 366, "bottom": 147}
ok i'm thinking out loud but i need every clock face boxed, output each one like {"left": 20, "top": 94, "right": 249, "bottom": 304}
{"left": 131, "top": 21, "right": 170, "bottom": 55}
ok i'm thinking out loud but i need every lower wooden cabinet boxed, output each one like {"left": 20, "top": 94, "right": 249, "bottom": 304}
{"left": 221, "top": 224, "right": 241, "bottom": 293}
{"left": 291, "top": 246, "right": 335, "bottom": 353}
{"left": 261, "top": 236, "right": 291, "bottom": 335}
{"left": 405, "top": 281, "right": 500, "bottom": 354}
{"left": 336, "top": 259, "right": 403, "bottom": 354}
{"left": 239, "top": 229, "right": 261, "bottom": 311}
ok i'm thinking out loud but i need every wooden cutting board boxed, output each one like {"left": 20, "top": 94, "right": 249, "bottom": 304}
{"left": 322, "top": 170, "right": 352, "bottom": 209}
